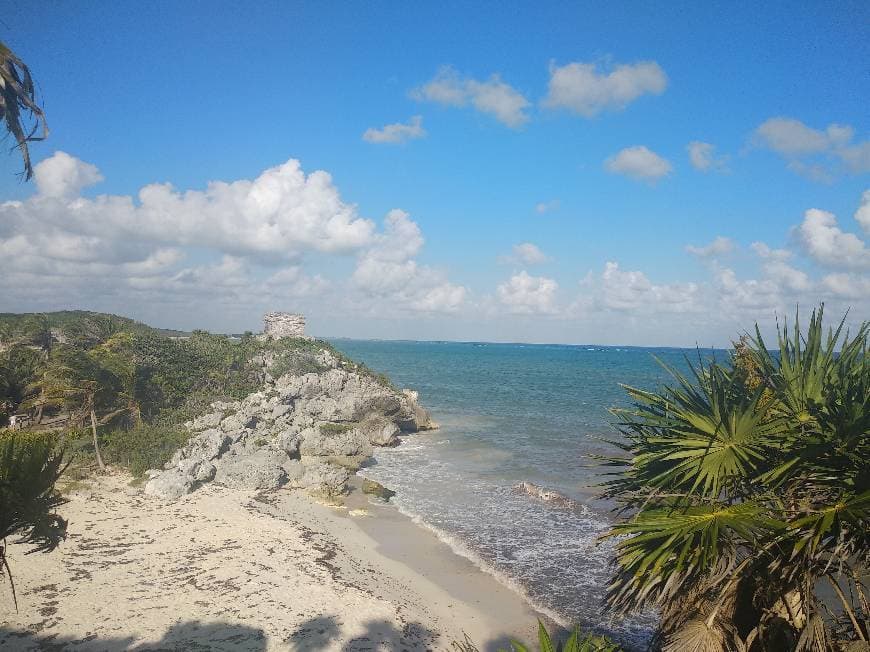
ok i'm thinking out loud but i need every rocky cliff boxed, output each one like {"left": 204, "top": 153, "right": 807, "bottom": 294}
{"left": 144, "top": 344, "right": 434, "bottom": 500}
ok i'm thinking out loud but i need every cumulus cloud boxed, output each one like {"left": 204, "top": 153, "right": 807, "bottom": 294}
{"left": 1, "top": 151, "right": 466, "bottom": 325}
{"left": 497, "top": 271, "right": 558, "bottom": 314}
{"left": 605, "top": 146, "right": 672, "bottom": 182}
{"left": 598, "top": 262, "right": 701, "bottom": 312}
{"left": 4, "top": 152, "right": 376, "bottom": 268}
{"left": 821, "top": 273, "right": 870, "bottom": 299}
{"left": 541, "top": 60, "right": 667, "bottom": 117}
{"left": 687, "top": 141, "right": 728, "bottom": 172}
{"left": 362, "top": 115, "right": 426, "bottom": 144}
{"left": 33, "top": 151, "right": 104, "bottom": 198}
{"left": 753, "top": 117, "right": 870, "bottom": 180}
{"left": 751, "top": 242, "right": 793, "bottom": 261}
{"left": 352, "top": 209, "right": 467, "bottom": 313}
{"left": 796, "top": 208, "right": 870, "bottom": 270}
{"left": 686, "top": 236, "right": 735, "bottom": 258}
{"left": 535, "top": 199, "right": 560, "bottom": 214}
{"left": 411, "top": 66, "right": 530, "bottom": 128}
{"left": 502, "top": 242, "right": 549, "bottom": 265}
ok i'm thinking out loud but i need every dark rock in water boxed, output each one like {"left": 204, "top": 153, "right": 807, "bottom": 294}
{"left": 513, "top": 481, "right": 579, "bottom": 510}
{"left": 362, "top": 478, "right": 396, "bottom": 501}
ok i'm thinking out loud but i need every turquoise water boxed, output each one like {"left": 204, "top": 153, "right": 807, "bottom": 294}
{"left": 330, "top": 339, "right": 717, "bottom": 646}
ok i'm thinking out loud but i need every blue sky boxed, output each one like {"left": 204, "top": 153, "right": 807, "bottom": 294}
{"left": 1, "top": 1, "right": 869, "bottom": 346}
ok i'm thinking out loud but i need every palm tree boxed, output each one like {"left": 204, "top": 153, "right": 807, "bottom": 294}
{"left": 600, "top": 307, "right": 869, "bottom": 651}
{"left": 0, "top": 41, "right": 47, "bottom": 180}
{"left": 37, "top": 348, "right": 118, "bottom": 471}
{"left": 0, "top": 430, "right": 67, "bottom": 608}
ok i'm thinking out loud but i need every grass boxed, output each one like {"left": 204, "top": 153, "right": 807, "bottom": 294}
{"left": 319, "top": 422, "right": 354, "bottom": 435}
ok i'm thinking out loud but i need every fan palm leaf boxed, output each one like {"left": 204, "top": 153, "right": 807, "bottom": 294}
{"left": 0, "top": 42, "right": 47, "bottom": 180}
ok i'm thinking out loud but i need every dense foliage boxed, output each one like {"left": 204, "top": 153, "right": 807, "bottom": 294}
{"left": 0, "top": 311, "right": 391, "bottom": 477}
{"left": 601, "top": 307, "right": 869, "bottom": 651}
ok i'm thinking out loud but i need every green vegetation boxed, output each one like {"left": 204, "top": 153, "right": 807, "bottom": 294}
{"left": 319, "top": 422, "right": 354, "bottom": 435}
{"left": 600, "top": 307, "right": 869, "bottom": 651}
{"left": 0, "top": 430, "right": 67, "bottom": 607}
{"left": 0, "top": 311, "right": 390, "bottom": 481}
{"left": 453, "top": 621, "right": 622, "bottom": 651}
{"left": 102, "top": 424, "right": 189, "bottom": 478}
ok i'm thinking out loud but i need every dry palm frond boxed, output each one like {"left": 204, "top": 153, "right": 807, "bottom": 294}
{"left": 663, "top": 618, "right": 726, "bottom": 652}
{"left": 795, "top": 615, "right": 830, "bottom": 652}
{"left": 0, "top": 41, "right": 48, "bottom": 180}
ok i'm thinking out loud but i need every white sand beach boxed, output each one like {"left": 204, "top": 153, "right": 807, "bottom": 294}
{"left": 0, "top": 472, "right": 542, "bottom": 651}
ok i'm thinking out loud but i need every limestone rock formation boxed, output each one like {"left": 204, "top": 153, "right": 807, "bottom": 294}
{"left": 144, "top": 341, "right": 434, "bottom": 500}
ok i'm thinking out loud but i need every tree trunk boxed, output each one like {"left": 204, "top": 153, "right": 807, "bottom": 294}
{"left": 90, "top": 409, "right": 105, "bottom": 471}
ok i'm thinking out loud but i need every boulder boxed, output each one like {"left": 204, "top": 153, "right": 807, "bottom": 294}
{"left": 144, "top": 470, "right": 194, "bottom": 500}
{"left": 189, "top": 411, "right": 223, "bottom": 431}
{"left": 221, "top": 412, "right": 257, "bottom": 433}
{"left": 292, "top": 460, "right": 350, "bottom": 495}
{"left": 358, "top": 415, "right": 400, "bottom": 446}
{"left": 277, "top": 430, "right": 302, "bottom": 456}
{"left": 299, "top": 424, "right": 373, "bottom": 458}
{"left": 362, "top": 478, "right": 396, "bottom": 501}
{"left": 213, "top": 449, "right": 288, "bottom": 490}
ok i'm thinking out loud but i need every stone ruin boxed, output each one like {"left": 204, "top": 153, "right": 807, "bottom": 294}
{"left": 263, "top": 312, "right": 306, "bottom": 339}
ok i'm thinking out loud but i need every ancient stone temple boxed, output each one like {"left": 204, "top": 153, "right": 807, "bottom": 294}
{"left": 263, "top": 312, "right": 306, "bottom": 339}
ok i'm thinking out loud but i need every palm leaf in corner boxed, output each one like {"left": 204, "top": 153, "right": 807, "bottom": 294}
{"left": 0, "top": 41, "right": 48, "bottom": 180}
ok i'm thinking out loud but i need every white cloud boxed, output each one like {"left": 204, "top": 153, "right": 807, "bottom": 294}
{"left": 33, "top": 151, "right": 104, "bottom": 198}
{"left": 821, "top": 272, "right": 870, "bottom": 299}
{"left": 753, "top": 117, "right": 870, "bottom": 179}
{"left": 541, "top": 60, "right": 667, "bottom": 117}
{"left": 754, "top": 118, "right": 848, "bottom": 155}
{"left": 535, "top": 199, "right": 560, "bottom": 214}
{"left": 605, "top": 146, "right": 672, "bottom": 182}
{"left": 855, "top": 190, "right": 870, "bottom": 234}
{"left": 599, "top": 262, "right": 701, "bottom": 312}
{"left": 1, "top": 151, "right": 467, "bottom": 324}
{"left": 362, "top": 115, "right": 426, "bottom": 144}
{"left": 686, "top": 236, "right": 735, "bottom": 258}
{"left": 687, "top": 141, "right": 728, "bottom": 172}
{"left": 412, "top": 66, "right": 530, "bottom": 128}
{"left": 497, "top": 271, "right": 558, "bottom": 314}
{"left": 503, "top": 242, "right": 549, "bottom": 265}
{"left": 796, "top": 207, "right": 870, "bottom": 270}
{"left": 352, "top": 209, "right": 467, "bottom": 313}
{"left": 761, "top": 260, "right": 811, "bottom": 292}
{"left": 5, "top": 152, "right": 376, "bottom": 267}
{"left": 751, "top": 241, "right": 793, "bottom": 261}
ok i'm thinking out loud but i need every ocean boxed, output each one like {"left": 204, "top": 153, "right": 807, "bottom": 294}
{"left": 329, "top": 339, "right": 719, "bottom": 647}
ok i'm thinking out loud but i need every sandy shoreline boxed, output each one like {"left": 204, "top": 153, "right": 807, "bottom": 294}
{"left": 0, "top": 471, "right": 541, "bottom": 651}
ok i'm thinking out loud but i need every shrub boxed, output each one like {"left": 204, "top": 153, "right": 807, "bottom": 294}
{"left": 601, "top": 306, "right": 869, "bottom": 650}
{"left": 319, "top": 422, "right": 354, "bottom": 435}
{"left": 102, "top": 423, "right": 188, "bottom": 477}
{"left": 0, "top": 429, "right": 67, "bottom": 606}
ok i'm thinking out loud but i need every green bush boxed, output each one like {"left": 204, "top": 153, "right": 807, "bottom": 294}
{"left": 102, "top": 423, "right": 188, "bottom": 477}
{"left": 0, "top": 429, "right": 67, "bottom": 606}
{"left": 319, "top": 422, "right": 354, "bottom": 435}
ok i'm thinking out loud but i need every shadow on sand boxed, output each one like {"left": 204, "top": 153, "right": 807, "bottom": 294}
{"left": 1, "top": 613, "right": 521, "bottom": 651}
